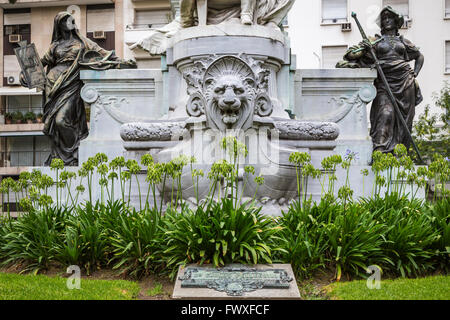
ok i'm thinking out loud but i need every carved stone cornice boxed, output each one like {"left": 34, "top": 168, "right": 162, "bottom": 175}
{"left": 120, "top": 122, "right": 188, "bottom": 142}
{"left": 274, "top": 120, "right": 340, "bottom": 141}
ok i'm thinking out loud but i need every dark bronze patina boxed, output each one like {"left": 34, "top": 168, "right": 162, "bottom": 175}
{"left": 337, "top": 6, "right": 424, "bottom": 160}
{"left": 179, "top": 265, "right": 293, "bottom": 296}
{"left": 14, "top": 42, "right": 47, "bottom": 92}
{"left": 19, "top": 12, "right": 136, "bottom": 166}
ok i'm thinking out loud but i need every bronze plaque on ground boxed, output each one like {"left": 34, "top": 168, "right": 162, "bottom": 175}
{"left": 173, "top": 264, "right": 300, "bottom": 299}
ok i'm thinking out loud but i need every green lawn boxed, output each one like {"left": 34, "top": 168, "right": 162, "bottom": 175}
{"left": 0, "top": 272, "right": 140, "bottom": 300}
{"left": 328, "top": 275, "right": 450, "bottom": 300}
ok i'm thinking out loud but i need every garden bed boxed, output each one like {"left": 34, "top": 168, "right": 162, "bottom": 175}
{"left": 0, "top": 139, "right": 448, "bottom": 299}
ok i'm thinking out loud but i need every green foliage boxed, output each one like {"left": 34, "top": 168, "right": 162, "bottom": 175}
{"left": 424, "top": 197, "right": 450, "bottom": 271}
{"left": 147, "top": 282, "right": 164, "bottom": 296}
{"left": 277, "top": 200, "right": 332, "bottom": 279}
{"left": 12, "top": 111, "right": 23, "bottom": 122}
{"left": 412, "top": 82, "right": 450, "bottom": 164}
{"left": 55, "top": 202, "right": 109, "bottom": 274}
{"left": 363, "top": 194, "right": 439, "bottom": 277}
{"left": 4, "top": 112, "right": 13, "bottom": 121}
{"left": 278, "top": 199, "right": 389, "bottom": 280}
{"left": 279, "top": 194, "right": 449, "bottom": 280}
{"left": 378, "top": 205, "right": 439, "bottom": 277}
{"left": 323, "top": 203, "right": 388, "bottom": 280}
{"left": 0, "top": 206, "right": 69, "bottom": 273}
{"left": 24, "top": 111, "right": 36, "bottom": 122}
{"left": 160, "top": 199, "right": 281, "bottom": 279}
{"left": 0, "top": 142, "right": 447, "bottom": 283}
{"left": 108, "top": 206, "right": 163, "bottom": 278}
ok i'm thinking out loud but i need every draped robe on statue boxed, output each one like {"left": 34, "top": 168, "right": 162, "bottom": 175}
{"left": 42, "top": 12, "right": 126, "bottom": 165}
{"left": 180, "top": 0, "right": 294, "bottom": 26}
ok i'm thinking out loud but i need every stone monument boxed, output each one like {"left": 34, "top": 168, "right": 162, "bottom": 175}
{"left": 21, "top": 6, "right": 425, "bottom": 222}
{"left": 120, "top": 5, "right": 345, "bottom": 213}
{"left": 73, "top": 0, "right": 394, "bottom": 210}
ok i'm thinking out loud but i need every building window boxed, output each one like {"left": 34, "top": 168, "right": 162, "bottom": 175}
{"left": 1, "top": 136, "right": 50, "bottom": 168}
{"left": 322, "top": 0, "right": 348, "bottom": 23}
{"left": 322, "top": 45, "right": 348, "bottom": 68}
{"left": 86, "top": 5, "right": 115, "bottom": 51}
{"left": 446, "top": 0, "right": 450, "bottom": 18}
{"left": 6, "top": 95, "right": 42, "bottom": 114}
{"left": 446, "top": 41, "right": 450, "bottom": 73}
{"left": 134, "top": 10, "right": 172, "bottom": 29}
{"left": 383, "top": 0, "right": 409, "bottom": 19}
{"left": 3, "top": 24, "right": 31, "bottom": 56}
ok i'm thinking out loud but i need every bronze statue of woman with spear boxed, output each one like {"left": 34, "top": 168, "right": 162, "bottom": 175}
{"left": 338, "top": 6, "right": 424, "bottom": 161}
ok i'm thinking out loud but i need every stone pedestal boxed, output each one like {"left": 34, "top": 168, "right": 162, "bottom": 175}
{"left": 117, "top": 24, "right": 346, "bottom": 214}
{"left": 164, "top": 24, "right": 291, "bottom": 119}
{"left": 79, "top": 69, "right": 165, "bottom": 163}
{"left": 294, "top": 69, "right": 378, "bottom": 165}
{"left": 64, "top": 21, "right": 427, "bottom": 214}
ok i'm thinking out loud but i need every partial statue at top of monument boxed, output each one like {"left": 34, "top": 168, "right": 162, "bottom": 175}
{"left": 180, "top": 0, "right": 294, "bottom": 28}
{"left": 131, "top": 0, "right": 295, "bottom": 55}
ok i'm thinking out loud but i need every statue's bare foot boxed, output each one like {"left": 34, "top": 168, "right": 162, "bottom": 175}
{"left": 241, "top": 15, "right": 253, "bottom": 25}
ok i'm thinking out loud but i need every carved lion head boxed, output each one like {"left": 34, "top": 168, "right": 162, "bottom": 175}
{"left": 203, "top": 56, "right": 256, "bottom": 131}
{"left": 211, "top": 74, "right": 252, "bottom": 126}
{"left": 185, "top": 55, "right": 273, "bottom": 131}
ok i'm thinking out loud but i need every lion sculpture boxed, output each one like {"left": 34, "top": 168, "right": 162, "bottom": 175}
{"left": 185, "top": 55, "right": 272, "bottom": 132}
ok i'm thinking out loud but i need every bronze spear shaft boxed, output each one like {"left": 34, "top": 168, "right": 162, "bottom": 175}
{"left": 351, "top": 12, "right": 423, "bottom": 163}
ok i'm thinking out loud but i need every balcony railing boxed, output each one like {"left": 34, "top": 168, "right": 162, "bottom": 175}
{"left": 0, "top": 150, "right": 50, "bottom": 167}
{"left": 126, "top": 23, "right": 167, "bottom": 30}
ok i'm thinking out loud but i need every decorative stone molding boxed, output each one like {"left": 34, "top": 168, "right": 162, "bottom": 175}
{"left": 94, "top": 96, "right": 131, "bottom": 124}
{"left": 186, "top": 92, "right": 206, "bottom": 117}
{"left": 120, "top": 122, "right": 187, "bottom": 142}
{"left": 301, "top": 84, "right": 377, "bottom": 124}
{"left": 82, "top": 87, "right": 161, "bottom": 125}
{"left": 358, "top": 84, "right": 378, "bottom": 103}
{"left": 255, "top": 92, "right": 273, "bottom": 117}
{"left": 274, "top": 121, "right": 340, "bottom": 141}
{"left": 78, "top": 69, "right": 162, "bottom": 163}
{"left": 80, "top": 85, "right": 99, "bottom": 104}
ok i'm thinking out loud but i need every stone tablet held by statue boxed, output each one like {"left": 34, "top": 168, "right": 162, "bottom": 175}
{"left": 14, "top": 42, "right": 47, "bottom": 92}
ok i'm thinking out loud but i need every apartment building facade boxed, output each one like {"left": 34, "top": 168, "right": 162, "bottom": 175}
{"left": 0, "top": 0, "right": 175, "bottom": 212}
{"left": 287, "top": 0, "right": 450, "bottom": 116}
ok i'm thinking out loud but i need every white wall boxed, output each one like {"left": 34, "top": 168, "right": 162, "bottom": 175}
{"left": 288, "top": 0, "right": 450, "bottom": 116}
